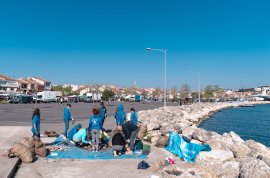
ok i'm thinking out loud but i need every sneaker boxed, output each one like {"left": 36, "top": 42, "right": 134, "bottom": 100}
{"left": 63, "top": 136, "right": 67, "bottom": 140}
{"left": 70, "top": 141, "right": 75, "bottom": 144}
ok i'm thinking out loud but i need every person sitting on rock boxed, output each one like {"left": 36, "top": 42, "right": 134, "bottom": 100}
{"left": 73, "top": 127, "right": 90, "bottom": 146}
{"left": 67, "top": 123, "right": 82, "bottom": 141}
{"left": 112, "top": 126, "right": 126, "bottom": 156}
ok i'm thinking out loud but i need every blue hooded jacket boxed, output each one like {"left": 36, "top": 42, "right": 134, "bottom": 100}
{"left": 115, "top": 104, "right": 126, "bottom": 126}
{"left": 100, "top": 106, "right": 106, "bottom": 120}
{"left": 131, "top": 112, "right": 138, "bottom": 125}
{"left": 67, "top": 124, "right": 81, "bottom": 140}
{"left": 89, "top": 115, "right": 102, "bottom": 131}
{"left": 64, "top": 107, "right": 72, "bottom": 122}
{"left": 31, "top": 115, "right": 40, "bottom": 135}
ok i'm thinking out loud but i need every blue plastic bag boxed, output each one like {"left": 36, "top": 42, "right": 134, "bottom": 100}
{"left": 166, "top": 132, "right": 211, "bottom": 162}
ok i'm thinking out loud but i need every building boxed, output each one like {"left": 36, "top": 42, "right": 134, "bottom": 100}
{"left": 0, "top": 74, "right": 20, "bottom": 93}
{"left": 28, "top": 77, "right": 51, "bottom": 91}
{"left": 16, "top": 78, "right": 38, "bottom": 94}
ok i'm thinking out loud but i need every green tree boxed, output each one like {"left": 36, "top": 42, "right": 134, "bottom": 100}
{"left": 63, "top": 86, "right": 72, "bottom": 96}
{"left": 204, "top": 85, "right": 214, "bottom": 99}
{"left": 102, "top": 89, "right": 115, "bottom": 101}
{"left": 180, "top": 84, "right": 191, "bottom": 99}
{"left": 204, "top": 85, "right": 223, "bottom": 99}
{"left": 52, "top": 85, "right": 63, "bottom": 92}
{"left": 213, "top": 85, "right": 223, "bottom": 98}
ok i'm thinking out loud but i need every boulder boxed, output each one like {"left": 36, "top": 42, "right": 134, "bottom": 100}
{"left": 218, "top": 161, "right": 240, "bottom": 178}
{"left": 197, "top": 150, "right": 235, "bottom": 166}
{"left": 160, "top": 125, "right": 173, "bottom": 135}
{"left": 239, "top": 158, "right": 270, "bottom": 178}
{"left": 230, "top": 142, "right": 252, "bottom": 161}
{"left": 192, "top": 128, "right": 209, "bottom": 143}
{"left": 229, "top": 131, "right": 244, "bottom": 143}
{"left": 161, "top": 164, "right": 217, "bottom": 178}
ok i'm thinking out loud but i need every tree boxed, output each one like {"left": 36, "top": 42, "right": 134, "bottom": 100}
{"left": 102, "top": 89, "right": 115, "bottom": 101}
{"left": 180, "top": 84, "right": 191, "bottom": 99}
{"left": 63, "top": 86, "right": 72, "bottom": 96}
{"left": 204, "top": 85, "right": 214, "bottom": 99}
{"left": 171, "top": 85, "right": 178, "bottom": 101}
{"left": 213, "top": 85, "right": 223, "bottom": 98}
{"left": 52, "top": 85, "right": 63, "bottom": 92}
{"left": 204, "top": 85, "right": 223, "bottom": 99}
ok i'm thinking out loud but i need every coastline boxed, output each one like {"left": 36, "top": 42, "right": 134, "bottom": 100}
{"left": 138, "top": 101, "right": 270, "bottom": 177}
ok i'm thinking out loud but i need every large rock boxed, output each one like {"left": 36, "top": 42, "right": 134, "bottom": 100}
{"left": 229, "top": 131, "right": 244, "bottom": 143}
{"left": 197, "top": 150, "right": 235, "bottom": 166}
{"left": 192, "top": 128, "right": 209, "bottom": 143}
{"left": 230, "top": 142, "right": 252, "bottom": 161}
{"left": 239, "top": 158, "right": 270, "bottom": 178}
{"left": 219, "top": 161, "right": 240, "bottom": 178}
{"left": 161, "top": 164, "right": 217, "bottom": 178}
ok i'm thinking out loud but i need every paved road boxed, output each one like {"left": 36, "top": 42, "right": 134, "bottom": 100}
{"left": 0, "top": 102, "right": 178, "bottom": 134}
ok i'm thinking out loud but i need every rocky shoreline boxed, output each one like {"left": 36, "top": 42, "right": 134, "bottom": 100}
{"left": 138, "top": 101, "right": 270, "bottom": 178}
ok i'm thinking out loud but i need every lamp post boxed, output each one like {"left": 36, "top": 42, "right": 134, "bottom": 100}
{"left": 146, "top": 48, "right": 167, "bottom": 108}
{"left": 188, "top": 71, "right": 201, "bottom": 103}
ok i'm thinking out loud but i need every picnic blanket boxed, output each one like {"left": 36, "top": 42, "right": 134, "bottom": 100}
{"left": 47, "top": 137, "right": 147, "bottom": 160}
{"left": 166, "top": 132, "right": 211, "bottom": 162}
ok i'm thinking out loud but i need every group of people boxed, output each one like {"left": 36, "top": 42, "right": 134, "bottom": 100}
{"left": 31, "top": 102, "right": 139, "bottom": 155}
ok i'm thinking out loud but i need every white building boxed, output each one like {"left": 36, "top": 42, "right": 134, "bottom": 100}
{"left": 0, "top": 75, "right": 19, "bottom": 93}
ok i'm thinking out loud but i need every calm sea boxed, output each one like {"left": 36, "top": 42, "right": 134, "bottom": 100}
{"left": 200, "top": 104, "right": 270, "bottom": 147}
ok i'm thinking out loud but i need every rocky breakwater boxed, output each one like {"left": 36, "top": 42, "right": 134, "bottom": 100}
{"left": 138, "top": 102, "right": 270, "bottom": 178}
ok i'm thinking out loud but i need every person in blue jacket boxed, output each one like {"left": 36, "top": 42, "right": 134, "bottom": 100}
{"left": 89, "top": 108, "right": 102, "bottom": 152}
{"left": 129, "top": 108, "right": 138, "bottom": 151}
{"left": 63, "top": 103, "right": 74, "bottom": 138}
{"left": 67, "top": 123, "right": 82, "bottom": 140}
{"left": 73, "top": 128, "right": 90, "bottom": 146}
{"left": 100, "top": 102, "right": 107, "bottom": 126}
{"left": 31, "top": 108, "right": 41, "bottom": 139}
{"left": 114, "top": 104, "right": 126, "bottom": 126}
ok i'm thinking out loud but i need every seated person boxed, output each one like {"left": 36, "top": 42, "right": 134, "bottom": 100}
{"left": 67, "top": 123, "right": 82, "bottom": 140}
{"left": 112, "top": 126, "right": 126, "bottom": 156}
{"left": 73, "top": 128, "right": 90, "bottom": 146}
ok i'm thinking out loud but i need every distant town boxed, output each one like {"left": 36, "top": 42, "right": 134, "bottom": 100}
{"left": 0, "top": 74, "right": 270, "bottom": 103}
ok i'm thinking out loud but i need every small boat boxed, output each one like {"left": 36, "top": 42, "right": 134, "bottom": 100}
{"left": 240, "top": 104, "right": 255, "bottom": 107}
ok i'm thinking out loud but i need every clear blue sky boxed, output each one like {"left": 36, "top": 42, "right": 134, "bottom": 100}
{"left": 1, "top": 0, "right": 270, "bottom": 90}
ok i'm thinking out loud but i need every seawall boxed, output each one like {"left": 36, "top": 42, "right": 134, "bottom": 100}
{"left": 138, "top": 101, "right": 270, "bottom": 178}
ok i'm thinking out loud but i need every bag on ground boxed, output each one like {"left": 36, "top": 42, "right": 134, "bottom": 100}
{"left": 137, "top": 160, "right": 150, "bottom": 169}
{"left": 8, "top": 143, "right": 33, "bottom": 163}
{"left": 20, "top": 137, "right": 35, "bottom": 153}
{"left": 35, "top": 146, "right": 48, "bottom": 158}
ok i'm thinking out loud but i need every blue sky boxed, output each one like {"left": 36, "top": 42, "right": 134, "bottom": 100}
{"left": 0, "top": 0, "right": 270, "bottom": 90}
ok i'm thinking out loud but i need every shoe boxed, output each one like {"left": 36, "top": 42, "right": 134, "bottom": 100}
{"left": 70, "top": 141, "right": 75, "bottom": 144}
{"left": 63, "top": 136, "right": 67, "bottom": 140}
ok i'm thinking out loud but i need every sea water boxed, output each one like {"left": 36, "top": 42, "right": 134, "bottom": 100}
{"left": 200, "top": 104, "right": 270, "bottom": 147}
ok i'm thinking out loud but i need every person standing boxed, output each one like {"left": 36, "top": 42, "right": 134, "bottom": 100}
{"left": 100, "top": 102, "right": 107, "bottom": 126}
{"left": 114, "top": 104, "right": 126, "bottom": 127}
{"left": 89, "top": 108, "right": 102, "bottom": 152}
{"left": 129, "top": 108, "right": 138, "bottom": 151}
{"left": 31, "top": 108, "right": 41, "bottom": 139}
{"left": 63, "top": 103, "right": 74, "bottom": 138}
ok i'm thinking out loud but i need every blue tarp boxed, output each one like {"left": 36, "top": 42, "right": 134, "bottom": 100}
{"left": 166, "top": 132, "right": 211, "bottom": 163}
{"left": 47, "top": 137, "right": 147, "bottom": 160}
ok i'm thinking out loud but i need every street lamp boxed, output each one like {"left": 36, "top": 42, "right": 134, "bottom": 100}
{"left": 188, "top": 71, "right": 201, "bottom": 103}
{"left": 146, "top": 48, "right": 167, "bottom": 108}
